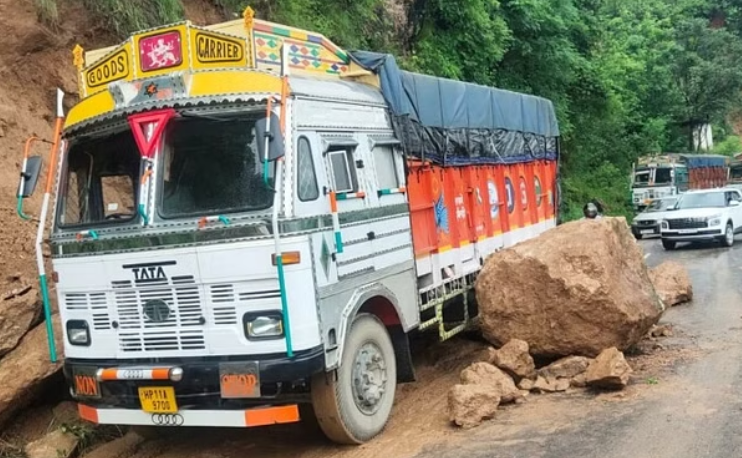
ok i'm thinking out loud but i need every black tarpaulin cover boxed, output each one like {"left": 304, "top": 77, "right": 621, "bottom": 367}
{"left": 350, "top": 50, "right": 560, "bottom": 166}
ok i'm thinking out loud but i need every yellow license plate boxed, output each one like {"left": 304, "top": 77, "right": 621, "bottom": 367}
{"left": 138, "top": 387, "right": 178, "bottom": 413}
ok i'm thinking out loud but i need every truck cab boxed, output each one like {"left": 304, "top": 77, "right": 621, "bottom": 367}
{"left": 631, "top": 158, "right": 685, "bottom": 211}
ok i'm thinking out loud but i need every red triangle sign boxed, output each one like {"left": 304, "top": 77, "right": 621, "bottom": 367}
{"left": 128, "top": 109, "right": 176, "bottom": 159}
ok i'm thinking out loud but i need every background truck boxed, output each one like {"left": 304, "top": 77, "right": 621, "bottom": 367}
{"left": 728, "top": 153, "right": 742, "bottom": 190}
{"left": 631, "top": 153, "right": 729, "bottom": 211}
{"left": 16, "top": 9, "right": 560, "bottom": 445}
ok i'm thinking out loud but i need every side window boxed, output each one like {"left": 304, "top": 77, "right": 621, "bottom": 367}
{"left": 374, "top": 146, "right": 398, "bottom": 190}
{"left": 733, "top": 191, "right": 742, "bottom": 202}
{"left": 62, "top": 166, "right": 85, "bottom": 225}
{"left": 297, "top": 137, "right": 319, "bottom": 201}
{"left": 327, "top": 146, "right": 358, "bottom": 193}
{"left": 101, "top": 175, "right": 135, "bottom": 218}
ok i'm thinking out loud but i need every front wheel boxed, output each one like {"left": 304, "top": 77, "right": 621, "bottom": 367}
{"left": 662, "top": 239, "right": 676, "bottom": 250}
{"left": 721, "top": 222, "right": 735, "bottom": 247}
{"left": 310, "top": 313, "right": 397, "bottom": 445}
{"left": 633, "top": 232, "right": 643, "bottom": 240}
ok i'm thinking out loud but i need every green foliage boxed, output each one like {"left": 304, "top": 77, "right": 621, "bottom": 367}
{"left": 713, "top": 135, "right": 742, "bottom": 156}
{"left": 81, "top": 0, "right": 185, "bottom": 38}
{"left": 35, "top": 0, "right": 59, "bottom": 25}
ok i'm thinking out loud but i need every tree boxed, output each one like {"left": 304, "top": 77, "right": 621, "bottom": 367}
{"left": 668, "top": 18, "right": 742, "bottom": 151}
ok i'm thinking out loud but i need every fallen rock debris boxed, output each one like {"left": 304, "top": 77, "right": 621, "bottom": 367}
{"left": 490, "top": 339, "right": 536, "bottom": 381}
{"left": 649, "top": 261, "right": 693, "bottom": 307}
{"left": 585, "top": 347, "right": 633, "bottom": 389}
{"left": 449, "top": 346, "right": 634, "bottom": 428}
{"left": 24, "top": 428, "right": 79, "bottom": 458}
{"left": 448, "top": 384, "right": 501, "bottom": 428}
{"left": 460, "top": 362, "right": 523, "bottom": 404}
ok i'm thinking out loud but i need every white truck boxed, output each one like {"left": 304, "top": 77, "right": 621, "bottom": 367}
{"left": 631, "top": 154, "right": 728, "bottom": 212}
{"left": 16, "top": 11, "right": 560, "bottom": 444}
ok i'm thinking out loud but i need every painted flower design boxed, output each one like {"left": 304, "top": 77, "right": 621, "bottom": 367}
{"left": 434, "top": 194, "right": 449, "bottom": 234}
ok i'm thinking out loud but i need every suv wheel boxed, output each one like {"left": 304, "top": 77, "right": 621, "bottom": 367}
{"left": 721, "top": 222, "right": 735, "bottom": 247}
{"left": 662, "top": 239, "right": 676, "bottom": 250}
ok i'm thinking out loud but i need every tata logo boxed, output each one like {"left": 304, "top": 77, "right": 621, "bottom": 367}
{"left": 123, "top": 261, "right": 176, "bottom": 283}
{"left": 133, "top": 266, "right": 167, "bottom": 282}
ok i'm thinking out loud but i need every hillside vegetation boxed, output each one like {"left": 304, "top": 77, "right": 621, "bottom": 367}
{"left": 35, "top": 0, "right": 742, "bottom": 220}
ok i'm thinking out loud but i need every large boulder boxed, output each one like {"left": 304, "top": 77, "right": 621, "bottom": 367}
{"left": 476, "top": 217, "right": 664, "bottom": 357}
{"left": 649, "top": 261, "right": 693, "bottom": 307}
{"left": 448, "top": 384, "right": 501, "bottom": 428}
{"left": 0, "top": 317, "right": 63, "bottom": 427}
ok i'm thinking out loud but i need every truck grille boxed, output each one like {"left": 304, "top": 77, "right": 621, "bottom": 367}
{"left": 112, "top": 276, "right": 206, "bottom": 352}
{"left": 637, "top": 219, "right": 656, "bottom": 226}
{"left": 63, "top": 292, "right": 111, "bottom": 330}
{"left": 667, "top": 218, "right": 708, "bottom": 230}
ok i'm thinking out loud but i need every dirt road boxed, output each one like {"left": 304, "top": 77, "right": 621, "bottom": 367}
{"left": 84, "top": 236, "right": 736, "bottom": 458}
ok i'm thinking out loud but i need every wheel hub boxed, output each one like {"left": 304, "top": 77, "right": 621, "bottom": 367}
{"left": 351, "top": 342, "right": 387, "bottom": 415}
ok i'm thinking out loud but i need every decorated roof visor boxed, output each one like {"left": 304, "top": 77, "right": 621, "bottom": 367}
{"left": 64, "top": 8, "right": 364, "bottom": 132}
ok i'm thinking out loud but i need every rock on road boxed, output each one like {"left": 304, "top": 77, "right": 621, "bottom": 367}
{"left": 89, "top": 236, "right": 742, "bottom": 458}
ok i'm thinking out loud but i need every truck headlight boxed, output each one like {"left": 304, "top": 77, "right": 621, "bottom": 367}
{"left": 243, "top": 312, "right": 284, "bottom": 340}
{"left": 66, "top": 320, "right": 90, "bottom": 346}
{"left": 707, "top": 215, "right": 722, "bottom": 226}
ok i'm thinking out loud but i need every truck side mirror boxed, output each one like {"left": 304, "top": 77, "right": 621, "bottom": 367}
{"left": 18, "top": 156, "right": 43, "bottom": 198}
{"left": 256, "top": 114, "right": 285, "bottom": 162}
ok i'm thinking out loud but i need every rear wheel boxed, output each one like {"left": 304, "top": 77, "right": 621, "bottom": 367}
{"left": 310, "top": 313, "right": 396, "bottom": 445}
{"left": 721, "top": 222, "right": 735, "bottom": 247}
{"left": 662, "top": 239, "right": 676, "bottom": 250}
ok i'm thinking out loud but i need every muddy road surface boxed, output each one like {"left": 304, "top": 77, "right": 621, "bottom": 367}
{"left": 88, "top": 236, "right": 739, "bottom": 458}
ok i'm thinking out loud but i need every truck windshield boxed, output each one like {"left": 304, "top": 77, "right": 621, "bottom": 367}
{"left": 676, "top": 192, "right": 726, "bottom": 209}
{"left": 633, "top": 168, "right": 650, "bottom": 186}
{"left": 730, "top": 165, "right": 742, "bottom": 180}
{"left": 646, "top": 198, "right": 677, "bottom": 212}
{"left": 57, "top": 130, "right": 140, "bottom": 228}
{"left": 159, "top": 115, "right": 274, "bottom": 218}
{"left": 655, "top": 167, "right": 672, "bottom": 185}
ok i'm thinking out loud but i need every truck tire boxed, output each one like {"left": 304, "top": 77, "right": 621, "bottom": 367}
{"left": 662, "top": 239, "right": 676, "bottom": 250}
{"left": 310, "top": 313, "right": 396, "bottom": 445}
{"left": 721, "top": 222, "right": 735, "bottom": 247}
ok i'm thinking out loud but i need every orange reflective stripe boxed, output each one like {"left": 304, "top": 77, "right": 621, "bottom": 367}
{"left": 244, "top": 405, "right": 299, "bottom": 427}
{"left": 152, "top": 368, "right": 170, "bottom": 380}
{"left": 99, "top": 369, "right": 118, "bottom": 381}
{"left": 44, "top": 117, "right": 64, "bottom": 193}
{"left": 78, "top": 404, "right": 99, "bottom": 424}
{"left": 331, "top": 192, "right": 338, "bottom": 212}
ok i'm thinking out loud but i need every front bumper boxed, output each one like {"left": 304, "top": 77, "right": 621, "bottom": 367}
{"left": 661, "top": 229, "right": 724, "bottom": 242}
{"left": 64, "top": 345, "right": 325, "bottom": 411}
{"left": 632, "top": 223, "right": 660, "bottom": 236}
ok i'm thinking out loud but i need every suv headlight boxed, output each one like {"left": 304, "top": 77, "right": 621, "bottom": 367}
{"left": 66, "top": 320, "right": 90, "bottom": 346}
{"left": 243, "top": 312, "right": 284, "bottom": 340}
{"left": 707, "top": 214, "right": 722, "bottom": 226}
{"left": 661, "top": 220, "right": 669, "bottom": 229}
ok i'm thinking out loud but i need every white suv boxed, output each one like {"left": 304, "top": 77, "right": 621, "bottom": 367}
{"left": 660, "top": 188, "right": 742, "bottom": 250}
